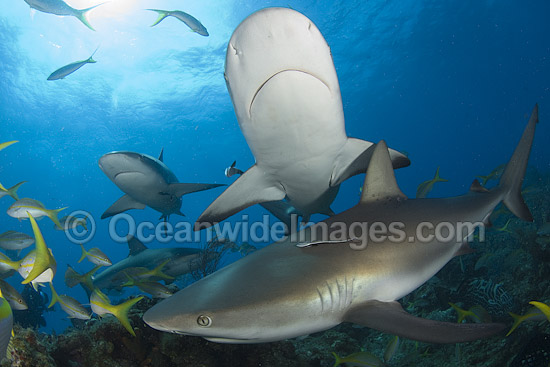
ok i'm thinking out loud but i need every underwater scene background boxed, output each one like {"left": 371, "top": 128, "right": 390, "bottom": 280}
{"left": 1, "top": 0, "right": 549, "bottom": 366}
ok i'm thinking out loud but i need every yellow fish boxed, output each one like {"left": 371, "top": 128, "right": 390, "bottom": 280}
{"left": 90, "top": 289, "right": 143, "bottom": 336}
{"left": 416, "top": 166, "right": 448, "bottom": 198}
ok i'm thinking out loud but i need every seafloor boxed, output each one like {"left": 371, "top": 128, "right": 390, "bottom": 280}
{"left": 2, "top": 168, "right": 549, "bottom": 367}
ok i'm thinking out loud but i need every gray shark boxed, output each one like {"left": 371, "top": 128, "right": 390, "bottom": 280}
{"left": 99, "top": 149, "right": 224, "bottom": 221}
{"left": 144, "top": 105, "right": 538, "bottom": 344}
{"left": 195, "top": 8, "right": 409, "bottom": 229}
{"left": 24, "top": 0, "right": 103, "bottom": 31}
{"left": 92, "top": 236, "right": 204, "bottom": 290}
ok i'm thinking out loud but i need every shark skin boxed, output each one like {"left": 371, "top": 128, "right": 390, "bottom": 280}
{"left": 99, "top": 150, "right": 224, "bottom": 221}
{"left": 196, "top": 8, "right": 409, "bottom": 229}
{"left": 144, "top": 105, "right": 538, "bottom": 344}
{"left": 92, "top": 236, "right": 203, "bottom": 291}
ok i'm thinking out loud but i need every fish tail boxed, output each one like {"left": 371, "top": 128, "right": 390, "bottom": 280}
{"left": 0, "top": 140, "right": 18, "bottom": 151}
{"left": 497, "top": 104, "right": 538, "bottom": 221}
{"left": 331, "top": 352, "right": 342, "bottom": 367}
{"left": 112, "top": 296, "right": 144, "bottom": 336}
{"left": 449, "top": 302, "right": 471, "bottom": 323}
{"left": 48, "top": 282, "right": 60, "bottom": 308}
{"left": 48, "top": 207, "right": 67, "bottom": 230}
{"left": 434, "top": 167, "right": 448, "bottom": 183}
{"left": 147, "top": 9, "right": 170, "bottom": 27}
{"left": 506, "top": 312, "right": 526, "bottom": 336}
{"left": 78, "top": 244, "right": 87, "bottom": 263}
{"left": 76, "top": 3, "right": 105, "bottom": 31}
{"left": 7, "top": 181, "right": 26, "bottom": 201}
{"left": 21, "top": 214, "right": 50, "bottom": 285}
{"left": 65, "top": 265, "right": 82, "bottom": 288}
{"left": 151, "top": 259, "right": 175, "bottom": 280}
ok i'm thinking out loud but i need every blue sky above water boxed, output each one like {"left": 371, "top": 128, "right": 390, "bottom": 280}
{"left": 1, "top": 0, "right": 549, "bottom": 332}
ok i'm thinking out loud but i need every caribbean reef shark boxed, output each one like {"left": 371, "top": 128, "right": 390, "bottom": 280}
{"left": 24, "top": 0, "right": 103, "bottom": 31}
{"left": 144, "top": 104, "right": 538, "bottom": 344}
{"left": 99, "top": 149, "right": 224, "bottom": 221}
{"left": 195, "top": 8, "right": 409, "bottom": 229}
{"left": 92, "top": 236, "right": 204, "bottom": 290}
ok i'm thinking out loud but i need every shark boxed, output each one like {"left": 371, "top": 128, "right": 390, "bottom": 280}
{"left": 99, "top": 149, "right": 224, "bottom": 221}
{"left": 195, "top": 8, "right": 409, "bottom": 229}
{"left": 92, "top": 236, "right": 205, "bottom": 291}
{"left": 144, "top": 104, "right": 538, "bottom": 344}
{"left": 24, "top": 0, "right": 103, "bottom": 31}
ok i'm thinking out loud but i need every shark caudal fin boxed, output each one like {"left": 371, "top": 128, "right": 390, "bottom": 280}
{"left": 497, "top": 104, "right": 538, "bottom": 222}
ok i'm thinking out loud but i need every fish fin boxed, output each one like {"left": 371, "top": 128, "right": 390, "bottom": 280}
{"left": 195, "top": 165, "right": 286, "bottom": 230}
{"left": 6, "top": 181, "right": 26, "bottom": 201}
{"left": 331, "top": 352, "right": 343, "bottom": 367}
{"left": 360, "top": 141, "right": 407, "bottom": 204}
{"left": 148, "top": 9, "right": 170, "bottom": 27}
{"left": 330, "top": 137, "right": 410, "bottom": 187}
{"left": 47, "top": 207, "right": 67, "bottom": 230}
{"left": 343, "top": 300, "right": 506, "bottom": 343}
{"left": 78, "top": 244, "right": 87, "bottom": 263}
{"left": 22, "top": 214, "right": 54, "bottom": 285}
{"left": 470, "top": 179, "right": 489, "bottom": 193}
{"left": 260, "top": 201, "right": 300, "bottom": 234}
{"left": 111, "top": 296, "right": 144, "bottom": 336}
{"left": 101, "top": 195, "right": 146, "bottom": 219}
{"left": 64, "top": 265, "right": 81, "bottom": 288}
{"left": 529, "top": 301, "right": 550, "bottom": 321}
{"left": 497, "top": 104, "right": 538, "bottom": 221}
{"left": 75, "top": 3, "right": 104, "bottom": 31}
{"left": 158, "top": 148, "right": 164, "bottom": 162}
{"left": 48, "top": 282, "right": 60, "bottom": 308}
{"left": 168, "top": 183, "right": 225, "bottom": 198}
{"left": 0, "top": 140, "right": 17, "bottom": 151}
{"left": 127, "top": 235, "right": 148, "bottom": 257}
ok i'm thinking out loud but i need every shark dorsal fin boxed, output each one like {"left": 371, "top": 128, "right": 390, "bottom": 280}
{"left": 158, "top": 148, "right": 164, "bottom": 162}
{"left": 127, "top": 235, "right": 148, "bottom": 257}
{"left": 360, "top": 140, "right": 407, "bottom": 204}
{"left": 470, "top": 179, "right": 489, "bottom": 193}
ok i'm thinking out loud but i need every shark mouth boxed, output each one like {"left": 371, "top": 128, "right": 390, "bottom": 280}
{"left": 248, "top": 69, "right": 331, "bottom": 117}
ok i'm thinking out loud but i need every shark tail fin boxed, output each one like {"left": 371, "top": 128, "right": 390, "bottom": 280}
{"left": 148, "top": 9, "right": 170, "bottom": 27}
{"left": 78, "top": 244, "right": 87, "bottom": 263}
{"left": 75, "top": 3, "right": 104, "bottom": 31}
{"left": 111, "top": 296, "right": 144, "bottom": 336}
{"left": 497, "top": 104, "right": 538, "bottom": 222}
{"left": 48, "top": 282, "right": 60, "bottom": 308}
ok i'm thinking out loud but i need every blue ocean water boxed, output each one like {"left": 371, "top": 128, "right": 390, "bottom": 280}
{"left": 0, "top": 0, "right": 549, "bottom": 359}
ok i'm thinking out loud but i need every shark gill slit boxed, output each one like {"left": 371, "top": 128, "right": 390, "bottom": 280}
{"left": 248, "top": 69, "right": 331, "bottom": 118}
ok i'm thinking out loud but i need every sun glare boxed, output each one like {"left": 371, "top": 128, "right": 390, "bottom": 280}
{"left": 88, "top": 0, "right": 141, "bottom": 20}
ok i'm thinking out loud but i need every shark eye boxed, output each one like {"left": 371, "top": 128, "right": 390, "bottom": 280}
{"left": 197, "top": 315, "right": 212, "bottom": 327}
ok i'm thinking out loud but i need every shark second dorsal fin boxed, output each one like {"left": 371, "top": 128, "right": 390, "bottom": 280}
{"left": 470, "top": 179, "right": 489, "bottom": 193}
{"left": 127, "top": 235, "right": 148, "bottom": 257}
{"left": 360, "top": 141, "right": 407, "bottom": 204}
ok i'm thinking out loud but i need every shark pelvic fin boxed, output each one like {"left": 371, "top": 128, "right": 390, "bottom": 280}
{"left": 330, "top": 138, "right": 410, "bottom": 187}
{"left": 344, "top": 300, "right": 506, "bottom": 343}
{"left": 168, "top": 183, "right": 225, "bottom": 198}
{"left": 497, "top": 104, "right": 538, "bottom": 222}
{"left": 127, "top": 235, "right": 148, "bottom": 257}
{"left": 360, "top": 141, "right": 407, "bottom": 204}
{"left": 196, "top": 165, "right": 286, "bottom": 229}
{"left": 101, "top": 195, "right": 146, "bottom": 219}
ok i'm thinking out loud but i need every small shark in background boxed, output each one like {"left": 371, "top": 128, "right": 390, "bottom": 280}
{"left": 147, "top": 9, "right": 209, "bottom": 36}
{"left": 92, "top": 236, "right": 205, "bottom": 291}
{"left": 98, "top": 149, "right": 224, "bottom": 221}
{"left": 144, "top": 104, "right": 538, "bottom": 344}
{"left": 196, "top": 8, "right": 409, "bottom": 230}
{"left": 47, "top": 48, "right": 98, "bottom": 81}
{"left": 23, "top": 0, "right": 103, "bottom": 31}
{"left": 416, "top": 166, "right": 448, "bottom": 198}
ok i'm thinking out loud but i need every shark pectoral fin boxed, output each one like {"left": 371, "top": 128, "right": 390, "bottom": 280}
{"left": 168, "top": 183, "right": 225, "bottom": 198}
{"left": 344, "top": 300, "right": 506, "bottom": 343}
{"left": 330, "top": 138, "right": 411, "bottom": 187}
{"left": 101, "top": 195, "right": 146, "bottom": 219}
{"left": 196, "top": 165, "right": 286, "bottom": 229}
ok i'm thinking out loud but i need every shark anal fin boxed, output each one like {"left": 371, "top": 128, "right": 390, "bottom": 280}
{"left": 330, "top": 138, "right": 410, "bottom": 187}
{"left": 344, "top": 300, "right": 506, "bottom": 343}
{"left": 169, "top": 183, "right": 225, "bottom": 197}
{"left": 196, "top": 165, "right": 286, "bottom": 229}
{"left": 101, "top": 195, "right": 146, "bottom": 219}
